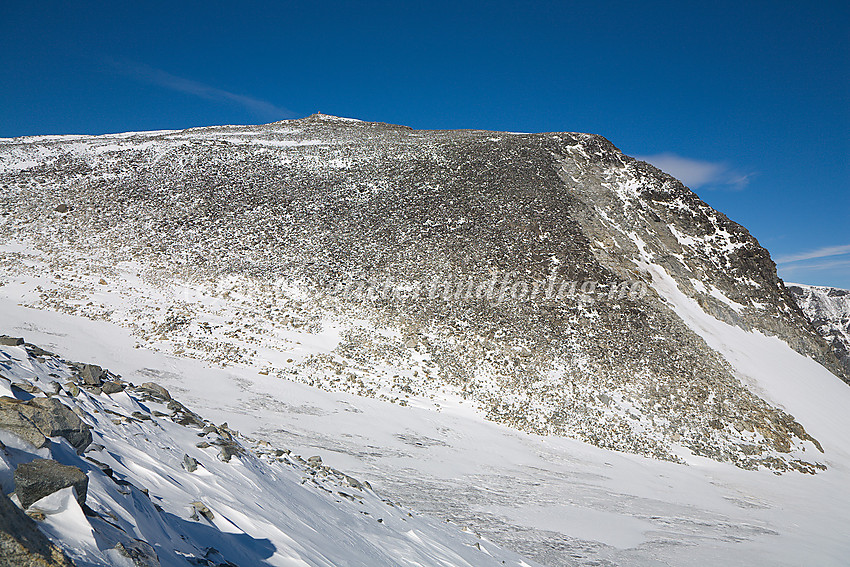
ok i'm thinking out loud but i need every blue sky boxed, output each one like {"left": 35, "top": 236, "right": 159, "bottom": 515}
{"left": 2, "top": 1, "right": 848, "bottom": 287}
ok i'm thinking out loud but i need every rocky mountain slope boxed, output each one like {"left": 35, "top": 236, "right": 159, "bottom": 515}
{"left": 0, "top": 114, "right": 845, "bottom": 478}
{"left": 0, "top": 335, "right": 535, "bottom": 566}
{"left": 787, "top": 283, "right": 850, "bottom": 377}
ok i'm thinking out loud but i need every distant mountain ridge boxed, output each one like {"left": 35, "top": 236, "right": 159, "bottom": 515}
{"left": 787, "top": 283, "right": 850, "bottom": 378}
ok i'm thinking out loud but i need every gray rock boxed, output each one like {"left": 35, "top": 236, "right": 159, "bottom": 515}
{"left": 0, "top": 398, "right": 47, "bottom": 448}
{"left": 101, "top": 381, "right": 125, "bottom": 395}
{"left": 137, "top": 382, "right": 171, "bottom": 401}
{"left": 182, "top": 454, "right": 199, "bottom": 472}
{"left": 85, "top": 456, "right": 113, "bottom": 477}
{"left": 25, "top": 397, "right": 92, "bottom": 453}
{"left": 215, "top": 425, "right": 233, "bottom": 441}
{"left": 0, "top": 491, "right": 75, "bottom": 566}
{"left": 217, "top": 442, "right": 241, "bottom": 463}
{"left": 14, "top": 458, "right": 89, "bottom": 510}
{"left": 0, "top": 335, "right": 24, "bottom": 346}
{"left": 25, "top": 345, "right": 54, "bottom": 358}
{"left": 167, "top": 400, "right": 205, "bottom": 428}
{"left": 78, "top": 364, "right": 105, "bottom": 386}
{"left": 344, "top": 474, "right": 364, "bottom": 490}
{"left": 190, "top": 501, "right": 214, "bottom": 522}
{"left": 53, "top": 204, "right": 69, "bottom": 213}
{"left": 114, "top": 540, "right": 161, "bottom": 567}
{"left": 0, "top": 396, "right": 92, "bottom": 452}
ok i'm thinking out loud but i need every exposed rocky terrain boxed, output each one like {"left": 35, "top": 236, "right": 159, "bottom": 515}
{"left": 0, "top": 114, "right": 844, "bottom": 476}
{"left": 0, "top": 335, "right": 534, "bottom": 566}
{"left": 787, "top": 283, "right": 850, "bottom": 378}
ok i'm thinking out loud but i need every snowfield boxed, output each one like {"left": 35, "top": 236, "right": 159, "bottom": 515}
{"left": 2, "top": 282, "right": 850, "bottom": 566}
{"left": 0, "top": 315, "right": 540, "bottom": 567}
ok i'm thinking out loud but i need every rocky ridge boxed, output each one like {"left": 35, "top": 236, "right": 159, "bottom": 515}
{"left": 787, "top": 283, "right": 850, "bottom": 378}
{"left": 0, "top": 114, "right": 844, "bottom": 473}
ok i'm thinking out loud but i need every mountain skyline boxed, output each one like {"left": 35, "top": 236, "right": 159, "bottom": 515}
{"left": 1, "top": 1, "right": 848, "bottom": 288}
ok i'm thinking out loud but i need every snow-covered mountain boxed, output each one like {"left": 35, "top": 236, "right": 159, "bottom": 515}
{"left": 787, "top": 283, "right": 850, "bottom": 377}
{"left": 1, "top": 115, "right": 849, "bottom": 566}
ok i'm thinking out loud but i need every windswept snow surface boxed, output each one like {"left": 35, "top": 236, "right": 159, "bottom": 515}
{"left": 2, "top": 290, "right": 850, "bottom": 566}
{"left": 0, "top": 325, "right": 539, "bottom": 567}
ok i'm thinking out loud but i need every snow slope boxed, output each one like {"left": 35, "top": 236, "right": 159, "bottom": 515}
{"left": 2, "top": 287, "right": 850, "bottom": 566}
{"left": 0, "top": 331, "right": 538, "bottom": 566}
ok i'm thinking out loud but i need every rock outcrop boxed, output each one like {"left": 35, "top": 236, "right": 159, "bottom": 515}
{"left": 0, "top": 336, "right": 530, "bottom": 567}
{"left": 14, "top": 459, "right": 88, "bottom": 510}
{"left": 787, "top": 283, "right": 850, "bottom": 380}
{"left": 0, "top": 397, "right": 92, "bottom": 453}
{"left": 0, "top": 491, "right": 76, "bottom": 567}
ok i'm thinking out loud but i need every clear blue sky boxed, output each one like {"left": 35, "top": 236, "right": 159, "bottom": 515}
{"left": 2, "top": 1, "right": 848, "bottom": 287}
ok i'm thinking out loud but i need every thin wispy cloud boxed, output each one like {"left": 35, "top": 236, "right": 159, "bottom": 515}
{"left": 110, "top": 60, "right": 294, "bottom": 120}
{"left": 635, "top": 152, "right": 752, "bottom": 191}
{"left": 775, "top": 244, "right": 850, "bottom": 264}
{"left": 781, "top": 258, "right": 850, "bottom": 273}
{"left": 776, "top": 244, "right": 850, "bottom": 286}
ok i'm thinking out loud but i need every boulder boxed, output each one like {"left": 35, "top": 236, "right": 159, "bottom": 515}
{"left": 137, "top": 382, "right": 171, "bottom": 402}
{"left": 85, "top": 456, "right": 113, "bottom": 477}
{"left": 0, "top": 336, "right": 25, "bottom": 347}
{"left": 190, "top": 501, "right": 214, "bottom": 522}
{"left": 217, "top": 442, "right": 241, "bottom": 463}
{"left": 101, "top": 381, "right": 125, "bottom": 395}
{"left": 22, "top": 397, "right": 91, "bottom": 453}
{"left": 78, "top": 364, "right": 105, "bottom": 386}
{"left": 182, "top": 454, "right": 198, "bottom": 473}
{"left": 0, "top": 396, "right": 92, "bottom": 452}
{"left": 114, "top": 540, "right": 161, "bottom": 567}
{"left": 343, "top": 474, "right": 364, "bottom": 491}
{"left": 25, "top": 345, "right": 54, "bottom": 358}
{"left": 53, "top": 204, "right": 69, "bottom": 213}
{"left": 14, "top": 459, "right": 88, "bottom": 510}
{"left": 13, "top": 382, "right": 41, "bottom": 395}
{"left": 167, "top": 400, "right": 205, "bottom": 428}
{"left": 0, "top": 398, "right": 48, "bottom": 448}
{"left": 0, "top": 491, "right": 75, "bottom": 566}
